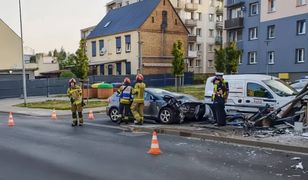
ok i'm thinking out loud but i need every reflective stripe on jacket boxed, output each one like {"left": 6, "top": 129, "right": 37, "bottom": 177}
{"left": 132, "top": 82, "right": 146, "bottom": 103}
{"left": 117, "top": 85, "right": 132, "bottom": 104}
{"left": 67, "top": 85, "right": 82, "bottom": 105}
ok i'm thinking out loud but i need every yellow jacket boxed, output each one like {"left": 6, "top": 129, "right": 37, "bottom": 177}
{"left": 67, "top": 85, "right": 82, "bottom": 105}
{"left": 132, "top": 82, "right": 146, "bottom": 103}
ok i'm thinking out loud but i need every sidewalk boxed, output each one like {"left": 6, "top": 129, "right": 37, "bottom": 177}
{"left": 0, "top": 96, "right": 106, "bottom": 117}
{"left": 126, "top": 123, "right": 308, "bottom": 154}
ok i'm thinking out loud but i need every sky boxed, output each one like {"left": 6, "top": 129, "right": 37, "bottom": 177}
{"left": 0, "top": 0, "right": 108, "bottom": 53}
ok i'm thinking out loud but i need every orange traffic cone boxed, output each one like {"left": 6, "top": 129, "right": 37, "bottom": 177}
{"left": 51, "top": 109, "right": 57, "bottom": 121}
{"left": 147, "top": 131, "right": 162, "bottom": 155}
{"left": 8, "top": 112, "right": 15, "bottom": 127}
{"left": 88, "top": 110, "right": 95, "bottom": 120}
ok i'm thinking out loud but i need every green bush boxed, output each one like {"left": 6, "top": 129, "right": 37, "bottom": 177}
{"left": 60, "top": 71, "right": 76, "bottom": 78}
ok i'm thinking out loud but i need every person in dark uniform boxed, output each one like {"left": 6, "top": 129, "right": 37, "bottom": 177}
{"left": 212, "top": 73, "right": 228, "bottom": 126}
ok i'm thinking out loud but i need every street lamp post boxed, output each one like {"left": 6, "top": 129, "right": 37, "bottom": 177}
{"left": 19, "top": 0, "right": 27, "bottom": 105}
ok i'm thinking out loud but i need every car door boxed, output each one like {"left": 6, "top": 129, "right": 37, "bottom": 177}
{"left": 143, "top": 92, "right": 159, "bottom": 118}
{"left": 243, "top": 81, "right": 276, "bottom": 113}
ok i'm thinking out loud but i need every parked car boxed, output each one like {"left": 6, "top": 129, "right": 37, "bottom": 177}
{"left": 204, "top": 74, "right": 298, "bottom": 116}
{"left": 290, "top": 78, "right": 308, "bottom": 92}
{"left": 106, "top": 88, "right": 212, "bottom": 124}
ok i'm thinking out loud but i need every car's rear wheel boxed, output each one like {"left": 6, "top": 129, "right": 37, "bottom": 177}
{"left": 158, "top": 107, "right": 175, "bottom": 124}
{"left": 109, "top": 108, "right": 119, "bottom": 122}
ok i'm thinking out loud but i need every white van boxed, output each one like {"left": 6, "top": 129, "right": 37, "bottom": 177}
{"left": 204, "top": 74, "right": 297, "bottom": 115}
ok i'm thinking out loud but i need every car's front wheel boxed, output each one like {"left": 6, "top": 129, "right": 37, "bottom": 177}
{"left": 158, "top": 107, "right": 175, "bottom": 124}
{"left": 109, "top": 108, "right": 119, "bottom": 122}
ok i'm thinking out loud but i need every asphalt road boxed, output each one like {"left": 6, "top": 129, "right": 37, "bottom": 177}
{"left": 0, "top": 112, "right": 307, "bottom": 180}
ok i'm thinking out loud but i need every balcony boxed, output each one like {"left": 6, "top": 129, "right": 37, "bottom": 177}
{"left": 216, "top": 21, "right": 223, "bottom": 29}
{"left": 185, "top": 3, "right": 198, "bottom": 12}
{"left": 188, "top": 50, "right": 198, "bottom": 58}
{"left": 188, "top": 35, "right": 197, "bottom": 42}
{"left": 226, "top": 0, "right": 245, "bottom": 8}
{"left": 215, "top": 36, "right": 223, "bottom": 45}
{"left": 224, "top": 17, "right": 244, "bottom": 30}
{"left": 185, "top": 19, "right": 197, "bottom": 27}
{"left": 216, "top": 6, "right": 223, "bottom": 14}
{"left": 174, "top": 1, "right": 184, "bottom": 10}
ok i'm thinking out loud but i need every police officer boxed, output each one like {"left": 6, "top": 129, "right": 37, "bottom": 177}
{"left": 67, "top": 78, "right": 84, "bottom": 126}
{"left": 131, "top": 74, "right": 146, "bottom": 125}
{"left": 117, "top": 77, "right": 133, "bottom": 124}
{"left": 212, "top": 73, "right": 229, "bottom": 126}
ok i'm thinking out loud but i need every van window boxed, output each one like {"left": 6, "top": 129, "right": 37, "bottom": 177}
{"left": 247, "top": 83, "right": 273, "bottom": 99}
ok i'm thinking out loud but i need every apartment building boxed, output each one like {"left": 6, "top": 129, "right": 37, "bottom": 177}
{"left": 224, "top": 0, "right": 308, "bottom": 80}
{"left": 106, "top": 0, "right": 224, "bottom": 74}
{"left": 87, "top": 0, "right": 188, "bottom": 75}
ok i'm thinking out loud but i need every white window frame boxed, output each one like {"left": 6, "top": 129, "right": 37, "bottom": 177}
{"left": 196, "top": 28, "right": 202, "bottom": 37}
{"left": 239, "top": 54, "right": 243, "bottom": 64}
{"left": 208, "top": 44, "right": 214, "bottom": 52}
{"left": 268, "top": 0, "right": 276, "bottom": 12}
{"left": 196, "top": 59, "right": 201, "bottom": 67}
{"left": 267, "top": 25, "right": 275, "bottom": 39}
{"left": 209, "top": 29, "right": 214, "bottom": 37}
{"left": 248, "top": 52, "right": 257, "bottom": 64}
{"left": 208, "top": 60, "right": 213, "bottom": 68}
{"left": 250, "top": 3, "right": 259, "bottom": 16}
{"left": 297, "top": 0, "right": 307, "bottom": 6}
{"left": 198, "top": 12, "right": 202, "bottom": 21}
{"left": 268, "top": 51, "right": 275, "bottom": 64}
{"left": 249, "top": 27, "right": 258, "bottom": 40}
{"left": 297, "top": 20, "right": 306, "bottom": 35}
{"left": 296, "top": 48, "right": 305, "bottom": 63}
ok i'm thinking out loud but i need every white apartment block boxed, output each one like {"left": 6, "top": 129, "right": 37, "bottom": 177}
{"left": 105, "top": 0, "right": 224, "bottom": 74}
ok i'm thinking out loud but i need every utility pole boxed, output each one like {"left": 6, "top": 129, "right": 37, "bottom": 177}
{"left": 19, "top": 0, "right": 27, "bottom": 105}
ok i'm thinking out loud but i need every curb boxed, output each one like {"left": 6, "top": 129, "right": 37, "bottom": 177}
{"left": 0, "top": 109, "right": 106, "bottom": 117}
{"left": 130, "top": 126, "right": 308, "bottom": 154}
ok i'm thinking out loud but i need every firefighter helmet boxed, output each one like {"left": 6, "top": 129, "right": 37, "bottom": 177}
{"left": 136, "top": 74, "right": 144, "bottom": 81}
{"left": 123, "top": 77, "right": 131, "bottom": 84}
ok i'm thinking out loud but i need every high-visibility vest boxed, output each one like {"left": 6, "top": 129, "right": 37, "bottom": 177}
{"left": 67, "top": 85, "right": 82, "bottom": 105}
{"left": 118, "top": 85, "right": 132, "bottom": 104}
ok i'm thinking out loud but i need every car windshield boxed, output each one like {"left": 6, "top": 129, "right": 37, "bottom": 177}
{"left": 263, "top": 79, "right": 298, "bottom": 97}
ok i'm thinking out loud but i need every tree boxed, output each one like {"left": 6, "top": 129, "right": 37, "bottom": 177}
{"left": 171, "top": 40, "right": 185, "bottom": 76}
{"left": 225, "top": 42, "right": 241, "bottom": 74}
{"left": 48, "top": 51, "right": 52, "bottom": 56}
{"left": 53, "top": 49, "right": 58, "bottom": 57}
{"left": 214, "top": 42, "right": 241, "bottom": 74}
{"left": 60, "top": 71, "right": 76, "bottom": 78}
{"left": 214, "top": 48, "right": 225, "bottom": 73}
{"left": 171, "top": 40, "right": 185, "bottom": 92}
{"left": 73, "top": 39, "right": 89, "bottom": 80}
{"left": 57, "top": 47, "right": 67, "bottom": 69}
{"left": 29, "top": 55, "right": 36, "bottom": 63}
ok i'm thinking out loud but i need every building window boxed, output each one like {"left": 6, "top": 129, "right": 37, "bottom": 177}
{"left": 189, "top": 43, "right": 194, "bottom": 51}
{"left": 250, "top": 3, "right": 259, "bottom": 16}
{"left": 152, "top": 16, "right": 155, "bottom": 23}
{"left": 198, "top": 0, "right": 202, "bottom": 4}
{"left": 126, "top": 62, "right": 131, "bottom": 75}
{"left": 297, "top": 0, "right": 307, "bottom": 6}
{"left": 209, "top": 0, "right": 214, "bottom": 7}
{"left": 189, "top": 59, "right": 193, "bottom": 67}
{"left": 297, "top": 20, "right": 306, "bottom": 35}
{"left": 197, "top": 12, "right": 202, "bottom": 21}
{"left": 209, "top": 14, "right": 214, "bottom": 22}
{"left": 239, "top": 54, "right": 242, "bottom": 64}
{"left": 116, "top": 37, "right": 121, "bottom": 54}
{"left": 125, "top": 35, "right": 131, "bottom": 53}
{"left": 196, "top": 59, "right": 201, "bottom": 67}
{"left": 196, "top": 28, "right": 201, "bottom": 36}
{"left": 99, "top": 40, "right": 104, "bottom": 56}
{"left": 216, "top": 15, "right": 223, "bottom": 22}
{"left": 208, "top": 60, "right": 213, "bottom": 67}
{"left": 267, "top": 25, "right": 275, "bottom": 39}
{"left": 248, "top": 51, "right": 257, "bottom": 64}
{"left": 268, "top": 51, "right": 275, "bottom": 64}
{"left": 237, "top": 30, "right": 243, "bottom": 41}
{"left": 249, "top": 27, "right": 258, "bottom": 40}
{"left": 296, "top": 48, "right": 305, "bottom": 63}
{"left": 208, "top": 44, "right": 214, "bottom": 52}
{"left": 197, "top": 44, "right": 201, "bottom": 51}
{"left": 209, "top": 29, "right": 214, "bottom": 37}
{"left": 91, "top": 41, "right": 96, "bottom": 57}
{"left": 268, "top": 0, "right": 276, "bottom": 12}
{"left": 163, "top": 0, "right": 166, "bottom": 5}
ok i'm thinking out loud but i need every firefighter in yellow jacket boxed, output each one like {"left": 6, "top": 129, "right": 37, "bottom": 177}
{"left": 67, "top": 78, "right": 84, "bottom": 126}
{"left": 117, "top": 77, "right": 133, "bottom": 124}
{"left": 131, "top": 74, "right": 146, "bottom": 125}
